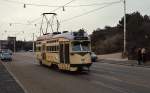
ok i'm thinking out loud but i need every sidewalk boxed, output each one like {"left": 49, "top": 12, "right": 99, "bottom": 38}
{"left": 0, "top": 61, "right": 25, "bottom": 93}
{"left": 97, "top": 53, "right": 150, "bottom": 68}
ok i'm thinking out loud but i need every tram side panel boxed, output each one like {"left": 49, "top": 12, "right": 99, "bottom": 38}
{"left": 46, "top": 41, "right": 60, "bottom": 65}
{"left": 36, "top": 42, "right": 42, "bottom": 62}
{"left": 46, "top": 52, "right": 59, "bottom": 64}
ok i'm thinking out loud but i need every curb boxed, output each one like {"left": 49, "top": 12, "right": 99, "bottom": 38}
{"left": 98, "top": 58, "right": 128, "bottom": 61}
{"left": 1, "top": 61, "right": 28, "bottom": 93}
{"left": 97, "top": 59, "right": 150, "bottom": 68}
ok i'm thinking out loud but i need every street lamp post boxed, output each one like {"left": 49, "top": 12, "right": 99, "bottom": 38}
{"left": 123, "top": 0, "right": 127, "bottom": 57}
{"left": 13, "top": 34, "right": 16, "bottom": 53}
{"left": 0, "top": 33, "right": 2, "bottom": 49}
{"left": 13, "top": 34, "right": 17, "bottom": 53}
{"left": 32, "top": 33, "right": 35, "bottom": 53}
{"left": 0, "top": 38, "right": 1, "bottom": 50}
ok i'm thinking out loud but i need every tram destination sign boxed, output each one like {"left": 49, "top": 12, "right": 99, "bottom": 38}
{"left": 74, "top": 36, "right": 88, "bottom": 40}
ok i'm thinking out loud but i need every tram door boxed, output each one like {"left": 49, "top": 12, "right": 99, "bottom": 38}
{"left": 42, "top": 44, "right": 46, "bottom": 61}
{"left": 59, "top": 43, "right": 70, "bottom": 64}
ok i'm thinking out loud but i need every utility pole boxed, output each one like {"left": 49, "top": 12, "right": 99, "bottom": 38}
{"left": 0, "top": 40, "right": 1, "bottom": 50}
{"left": 0, "top": 33, "right": 1, "bottom": 49}
{"left": 32, "top": 33, "right": 35, "bottom": 52}
{"left": 14, "top": 39, "right": 16, "bottom": 53}
{"left": 123, "top": 0, "right": 127, "bottom": 57}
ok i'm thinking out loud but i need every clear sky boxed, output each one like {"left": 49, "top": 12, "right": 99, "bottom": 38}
{"left": 0, "top": 0, "right": 150, "bottom": 40}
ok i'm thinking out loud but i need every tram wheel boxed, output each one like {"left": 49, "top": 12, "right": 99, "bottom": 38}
{"left": 39, "top": 60, "right": 43, "bottom": 66}
{"left": 87, "top": 67, "right": 90, "bottom": 72}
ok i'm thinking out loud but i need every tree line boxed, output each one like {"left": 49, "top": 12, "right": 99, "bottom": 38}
{"left": 90, "top": 12, "right": 150, "bottom": 59}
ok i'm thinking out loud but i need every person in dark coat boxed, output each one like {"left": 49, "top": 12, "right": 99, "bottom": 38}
{"left": 141, "top": 48, "right": 146, "bottom": 63}
{"left": 137, "top": 48, "right": 142, "bottom": 65}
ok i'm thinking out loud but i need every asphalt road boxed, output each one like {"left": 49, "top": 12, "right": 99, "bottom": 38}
{"left": 3, "top": 52, "right": 150, "bottom": 93}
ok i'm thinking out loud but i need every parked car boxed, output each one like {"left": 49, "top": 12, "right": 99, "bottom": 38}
{"left": 7, "top": 50, "right": 13, "bottom": 55}
{"left": 1, "top": 49, "right": 13, "bottom": 55}
{"left": 0, "top": 52, "right": 12, "bottom": 61}
{"left": 28, "top": 50, "right": 33, "bottom": 52}
{"left": 91, "top": 52, "right": 97, "bottom": 62}
{"left": 0, "top": 50, "right": 2, "bottom": 54}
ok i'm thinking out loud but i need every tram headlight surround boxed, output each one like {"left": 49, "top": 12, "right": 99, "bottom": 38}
{"left": 81, "top": 58, "right": 85, "bottom": 61}
{"left": 71, "top": 53, "right": 74, "bottom": 55}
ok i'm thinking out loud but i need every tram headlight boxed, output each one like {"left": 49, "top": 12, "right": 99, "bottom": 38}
{"left": 71, "top": 53, "right": 74, "bottom": 55}
{"left": 81, "top": 58, "right": 85, "bottom": 62}
{"left": 81, "top": 59, "right": 84, "bottom": 61}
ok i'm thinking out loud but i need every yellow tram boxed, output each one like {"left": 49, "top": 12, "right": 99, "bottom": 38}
{"left": 36, "top": 31, "right": 92, "bottom": 71}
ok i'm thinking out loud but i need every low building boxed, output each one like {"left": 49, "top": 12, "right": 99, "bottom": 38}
{"left": 0, "top": 40, "right": 8, "bottom": 49}
{"left": 0, "top": 36, "right": 33, "bottom": 52}
{"left": 7, "top": 37, "right": 16, "bottom": 52}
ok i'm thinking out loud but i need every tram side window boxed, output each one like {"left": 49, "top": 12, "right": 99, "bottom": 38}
{"left": 36, "top": 42, "right": 41, "bottom": 45}
{"left": 36, "top": 47, "right": 41, "bottom": 52}
{"left": 53, "top": 46, "right": 56, "bottom": 51}
{"left": 53, "top": 46, "right": 54, "bottom": 51}
{"left": 47, "top": 46, "right": 50, "bottom": 51}
{"left": 56, "top": 46, "right": 59, "bottom": 51}
{"left": 54, "top": 46, "right": 56, "bottom": 51}
{"left": 47, "top": 46, "right": 59, "bottom": 52}
{"left": 52, "top": 46, "right": 54, "bottom": 51}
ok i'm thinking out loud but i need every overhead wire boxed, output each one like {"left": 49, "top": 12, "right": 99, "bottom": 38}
{"left": 61, "top": 0, "right": 122, "bottom": 23}
{"left": 9, "top": 22, "right": 32, "bottom": 25}
{"left": 30, "top": 0, "right": 121, "bottom": 23}
{"left": 4, "top": 0, "right": 121, "bottom": 24}
{"left": 29, "top": 0, "right": 76, "bottom": 24}
{"left": 4, "top": 0, "right": 122, "bottom": 32}
{"left": 66, "top": 1, "right": 122, "bottom": 7}
{"left": 3, "top": 0, "right": 122, "bottom": 7}
{"left": 3, "top": 0, "right": 74, "bottom": 7}
{"left": 49, "top": 0, "right": 76, "bottom": 12}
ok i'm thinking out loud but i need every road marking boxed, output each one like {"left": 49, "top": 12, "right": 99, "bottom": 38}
{"left": 2, "top": 62, "right": 29, "bottom": 93}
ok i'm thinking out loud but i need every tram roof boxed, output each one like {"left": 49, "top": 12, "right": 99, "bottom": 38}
{"left": 37, "top": 32, "right": 90, "bottom": 41}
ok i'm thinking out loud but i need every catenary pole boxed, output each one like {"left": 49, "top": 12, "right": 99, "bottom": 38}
{"left": 123, "top": 0, "right": 126, "bottom": 55}
{"left": 13, "top": 34, "right": 16, "bottom": 53}
{"left": 33, "top": 33, "right": 35, "bottom": 52}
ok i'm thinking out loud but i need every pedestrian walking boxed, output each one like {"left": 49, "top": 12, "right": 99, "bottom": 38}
{"left": 137, "top": 48, "right": 142, "bottom": 65}
{"left": 141, "top": 48, "right": 146, "bottom": 63}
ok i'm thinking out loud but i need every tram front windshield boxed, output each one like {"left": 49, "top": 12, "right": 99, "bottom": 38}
{"left": 72, "top": 41, "right": 90, "bottom": 52}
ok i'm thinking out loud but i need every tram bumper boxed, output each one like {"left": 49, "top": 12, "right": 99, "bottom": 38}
{"left": 70, "top": 63, "right": 92, "bottom": 67}
{"left": 70, "top": 63, "right": 92, "bottom": 71}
